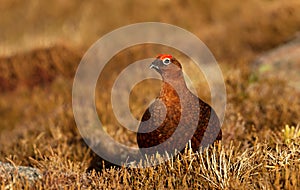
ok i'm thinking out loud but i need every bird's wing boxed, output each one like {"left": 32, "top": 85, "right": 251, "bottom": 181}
{"left": 138, "top": 99, "right": 166, "bottom": 133}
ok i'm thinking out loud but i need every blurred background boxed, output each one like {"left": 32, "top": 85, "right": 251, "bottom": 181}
{"left": 0, "top": 0, "right": 299, "bottom": 166}
{"left": 1, "top": 0, "right": 300, "bottom": 58}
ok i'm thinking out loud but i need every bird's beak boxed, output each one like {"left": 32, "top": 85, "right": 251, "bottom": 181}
{"left": 149, "top": 63, "right": 159, "bottom": 70}
{"left": 149, "top": 59, "right": 160, "bottom": 71}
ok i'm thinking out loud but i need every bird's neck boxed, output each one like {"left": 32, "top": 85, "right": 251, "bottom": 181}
{"left": 160, "top": 72, "right": 190, "bottom": 100}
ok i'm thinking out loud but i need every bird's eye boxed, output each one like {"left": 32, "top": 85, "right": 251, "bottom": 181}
{"left": 162, "top": 58, "right": 171, "bottom": 65}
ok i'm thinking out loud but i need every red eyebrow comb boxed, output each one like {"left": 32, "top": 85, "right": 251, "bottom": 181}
{"left": 156, "top": 54, "right": 173, "bottom": 60}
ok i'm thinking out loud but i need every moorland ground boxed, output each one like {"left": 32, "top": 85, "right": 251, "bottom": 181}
{"left": 0, "top": 0, "right": 300, "bottom": 189}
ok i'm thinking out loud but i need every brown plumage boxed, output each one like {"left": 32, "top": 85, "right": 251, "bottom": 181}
{"left": 137, "top": 54, "right": 222, "bottom": 156}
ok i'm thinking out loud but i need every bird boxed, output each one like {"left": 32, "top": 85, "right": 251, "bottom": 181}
{"left": 137, "top": 54, "right": 222, "bottom": 157}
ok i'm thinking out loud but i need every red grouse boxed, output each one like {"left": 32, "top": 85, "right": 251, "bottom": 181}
{"left": 137, "top": 54, "right": 222, "bottom": 156}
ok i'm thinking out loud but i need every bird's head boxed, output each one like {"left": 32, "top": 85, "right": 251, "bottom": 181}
{"left": 150, "top": 54, "right": 183, "bottom": 80}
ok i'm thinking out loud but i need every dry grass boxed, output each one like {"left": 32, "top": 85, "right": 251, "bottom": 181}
{"left": 0, "top": 0, "right": 300, "bottom": 189}
{"left": 2, "top": 138, "right": 300, "bottom": 189}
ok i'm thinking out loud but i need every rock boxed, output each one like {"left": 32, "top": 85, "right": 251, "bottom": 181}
{"left": 0, "top": 161, "right": 42, "bottom": 187}
{"left": 252, "top": 33, "right": 300, "bottom": 91}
